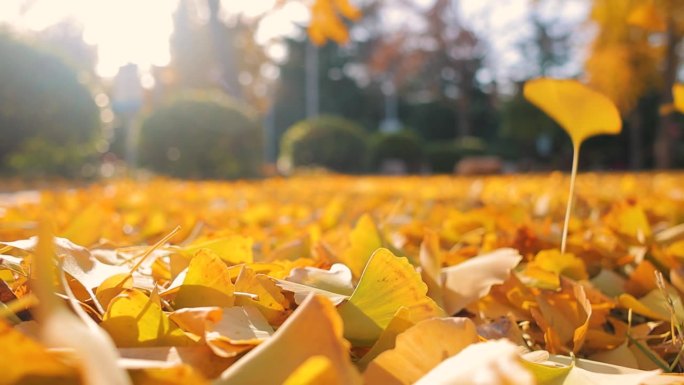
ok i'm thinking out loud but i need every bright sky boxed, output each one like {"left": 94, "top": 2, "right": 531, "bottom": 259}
{"left": 0, "top": 0, "right": 589, "bottom": 81}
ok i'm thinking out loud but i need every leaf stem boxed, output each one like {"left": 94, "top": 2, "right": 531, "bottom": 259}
{"left": 561, "top": 145, "right": 580, "bottom": 254}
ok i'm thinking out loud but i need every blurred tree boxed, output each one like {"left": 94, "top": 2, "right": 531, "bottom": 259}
{"left": 0, "top": 31, "right": 100, "bottom": 177}
{"left": 586, "top": 0, "right": 684, "bottom": 168}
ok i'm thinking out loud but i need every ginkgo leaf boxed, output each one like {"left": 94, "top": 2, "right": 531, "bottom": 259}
{"left": 413, "top": 339, "right": 535, "bottom": 385}
{"left": 276, "top": 263, "right": 354, "bottom": 306}
{"left": 234, "top": 266, "right": 290, "bottom": 325}
{"left": 174, "top": 249, "right": 235, "bottom": 309}
{"left": 60, "top": 203, "right": 108, "bottom": 247}
{"left": 170, "top": 305, "right": 274, "bottom": 358}
{"left": 96, "top": 273, "right": 134, "bottom": 310}
{"left": 0, "top": 319, "right": 81, "bottom": 385}
{"left": 441, "top": 248, "right": 522, "bottom": 314}
{"left": 286, "top": 263, "right": 354, "bottom": 296}
{"left": 118, "top": 345, "right": 237, "bottom": 380}
{"left": 337, "top": 248, "right": 445, "bottom": 346}
{"left": 530, "top": 279, "right": 592, "bottom": 354}
{"left": 217, "top": 294, "right": 361, "bottom": 385}
{"left": 419, "top": 229, "right": 445, "bottom": 308}
{"left": 127, "top": 365, "right": 209, "bottom": 385}
{"left": 32, "top": 218, "right": 133, "bottom": 385}
{"left": 101, "top": 289, "right": 195, "bottom": 348}
{"left": 520, "top": 249, "right": 588, "bottom": 290}
{"left": 531, "top": 355, "right": 663, "bottom": 385}
{"left": 523, "top": 78, "right": 622, "bottom": 148}
{"left": 364, "top": 317, "right": 479, "bottom": 385}
{"left": 339, "top": 213, "right": 382, "bottom": 278}
{"left": 282, "top": 355, "right": 342, "bottom": 385}
{"left": 181, "top": 235, "right": 253, "bottom": 265}
{"left": 356, "top": 307, "right": 417, "bottom": 370}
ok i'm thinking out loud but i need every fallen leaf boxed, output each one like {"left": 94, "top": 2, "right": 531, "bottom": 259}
{"left": 174, "top": 250, "right": 235, "bottom": 309}
{"left": 337, "top": 248, "right": 445, "bottom": 346}
{"left": 441, "top": 248, "right": 522, "bottom": 314}
{"left": 217, "top": 294, "right": 361, "bottom": 385}
{"left": 414, "top": 339, "right": 535, "bottom": 385}
{"left": 364, "top": 317, "right": 479, "bottom": 384}
{"left": 101, "top": 289, "right": 195, "bottom": 348}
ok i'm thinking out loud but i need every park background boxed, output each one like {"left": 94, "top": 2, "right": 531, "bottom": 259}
{"left": 1, "top": 0, "right": 683, "bottom": 181}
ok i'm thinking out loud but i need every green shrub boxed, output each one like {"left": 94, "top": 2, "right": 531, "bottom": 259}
{"left": 370, "top": 130, "right": 424, "bottom": 173}
{"left": 426, "top": 137, "right": 486, "bottom": 173}
{"left": 279, "top": 116, "right": 368, "bottom": 173}
{"left": 0, "top": 32, "right": 100, "bottom": 177}
{"left": 138, "top": 93, "right": 263, "bottom": 179}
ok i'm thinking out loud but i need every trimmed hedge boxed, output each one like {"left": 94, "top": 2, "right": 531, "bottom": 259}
{"left": 279, "top": 116, "right": 368, "bottom": 173}
{"left": 370, "top": 130, "right": 424, "bottom": 173}
{"left": 139, "top": 93, "right": 263, "bottom": 179}
{"left": 426, "top": 137, "right": 486, "bottom": 173}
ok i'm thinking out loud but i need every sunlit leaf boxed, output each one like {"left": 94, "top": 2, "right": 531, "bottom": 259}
{"left": 364, "top": 317, "right": 479, "bottom": 384}
{"left": 282, "top": 355, "right": 342, "bottom": 385}
{"left": 414, "top": 340, "right": 535, "bottom": 385}
{"left": 101, "top": 289, "right": 195, "bottom": 348}
{"left": 181, "top": 235, "right": 253, "bottom": 265}
{"left": 337, "top": 248, "right": 445, "bottom": 346}
{"left": 441, "top": 248, "right": 522, "bottom": 314}
{"left": 523, "top": 78, "right": 622, "bottom": 148}
{"left": 217, "top": 294, "right": 362, "bottom": 385}
{"left": 234, "top": 266, "right": 291, "bottom": 325}
{"left": 339, "top": 213, "right": 382, "bottom": 278}
{"left": 174, "top": 250, "right": 235, "bottom": 309}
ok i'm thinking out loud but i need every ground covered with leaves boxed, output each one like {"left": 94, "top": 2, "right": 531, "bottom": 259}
{"left": 2, "top": 173, "right": 684, "bottom": 384}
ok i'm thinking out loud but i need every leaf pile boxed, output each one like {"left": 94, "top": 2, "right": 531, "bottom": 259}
{"left": 2, "top": 174, "right": 684, "bottom": 384}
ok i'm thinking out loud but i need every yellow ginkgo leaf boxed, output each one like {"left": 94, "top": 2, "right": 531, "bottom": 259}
{"left": 530, "top": 279, "right": 592, "bottom": 354}
{"left": 96, "top": 273, "right": 133, "bottom": 311}
{"left": 181, "top": 235, "right": 253, "bottom": 265}
{"left": 174, "top": 250, "right": 235, "bottom": 309}
{"left": 441, "top": 248, "right": 522, "bottom": 314}
{"left": 356, "top": 307, "right": 417, "bottom": 370}
{"left": 0, "top": 319, "right": 81, "bottom": 385}
{"left": 339, "top": 213, "right": 382, "bottom": 278}
{"left": 170, "top": 306, "right": 274, "bottom": 358}
{"left": 128, "top": 365, "right": 209, "bottom": 385}
{"left": 673, "top": 84, "right": 684, "bottom": 113}
{"left": 101, "top": 289, "right": 195, "bottom": 348}
{"left": 234, "top": 266, "right": 290, "bottom": 325}
{"left": 337, "top": 248, "right": 445, "bottom": 346}
{"left": 60, "top": 203, "right": 108, "bottom": 247}
{"left": 414, "top": 340, "right": 535, "bottom": 385}
{"left": 520, "top": 249, "right": 587, "bottom": 290}
{"left": 364, "top": 317, "right": 479, "bottom": 385}
{"left": 282, "top": 355, "right": 342, "bottom": 385}
{"left": 216, "top": 294, "right": 361, "bottom": 385}
{"left": 523, "top": 78, "right": 622, "bottom": 148}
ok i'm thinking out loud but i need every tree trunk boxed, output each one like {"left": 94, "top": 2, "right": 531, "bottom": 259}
{"left": 654, "top": 21, "right": 680, "bottom": 169}
{"left": 628, "top": 109, "right": 644, "bottom": 170}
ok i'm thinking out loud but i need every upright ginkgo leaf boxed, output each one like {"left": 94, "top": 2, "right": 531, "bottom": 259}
{"left": 339, "top": 213, "right": 382, "bottom": 278}
{"left": 217, "top": 294, "right": 361, "bottom": 385}
{"left": 282, "top": 355, "right": 342, "bottom": 385}
{"left": 338, "top": 248, "right": 445, "bottom": 346}
{"left": 524, "top": 78, "right": 622, "bottom": 254}
{"left": 174, "top": 249, "right": 235, "bottom": 309}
